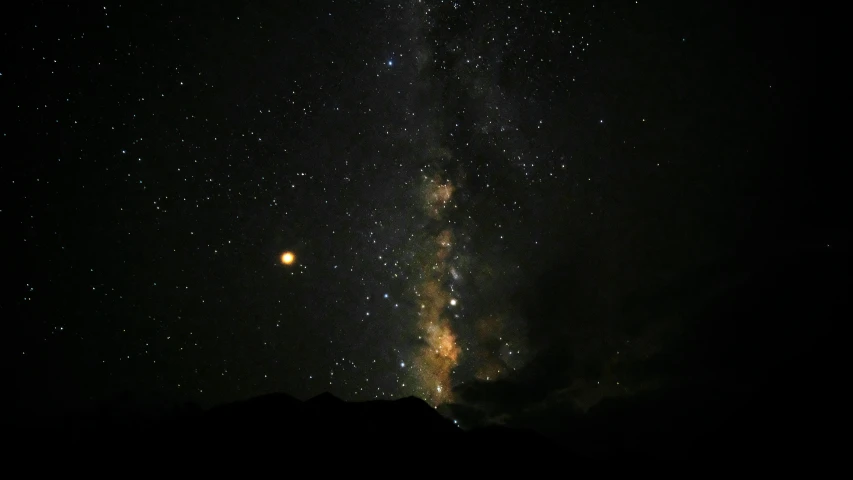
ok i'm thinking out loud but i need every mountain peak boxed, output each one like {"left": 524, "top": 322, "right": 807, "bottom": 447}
{"left": 307, "top": 391, "right": 344, "bottom": 405}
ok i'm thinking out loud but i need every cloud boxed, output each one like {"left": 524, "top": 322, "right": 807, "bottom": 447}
{"left": 448, "top": 244, "right": 846, "bottom": 453}
{"left": 448, "top": 260, "right": 599, "bottom": 425}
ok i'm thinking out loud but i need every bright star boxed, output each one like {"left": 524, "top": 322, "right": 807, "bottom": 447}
{"left": 280, "top": 251, "right": 295, "bottom": 265}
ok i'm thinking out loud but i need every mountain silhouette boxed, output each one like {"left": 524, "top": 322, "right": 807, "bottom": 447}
{"left": 203, "top": 392, "right": 462, "bottom": 438}
{"left": 6, "top": 392, "right": 570, "bottom": 464}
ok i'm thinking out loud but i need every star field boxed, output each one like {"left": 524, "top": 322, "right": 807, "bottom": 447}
{"left": 6, "top": 0, "right": 828, "bottom": 424}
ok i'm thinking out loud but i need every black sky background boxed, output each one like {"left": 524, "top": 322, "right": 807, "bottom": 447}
{"left": 2, "top": 0, "right": 843, "bottom": 453}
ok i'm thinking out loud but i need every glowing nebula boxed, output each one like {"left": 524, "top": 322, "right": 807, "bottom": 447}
{"left": 413, "top": 174, "right": 462, "bottom": 405}
{"left": 423, "top": 175, "right": 455, "bottom": 220}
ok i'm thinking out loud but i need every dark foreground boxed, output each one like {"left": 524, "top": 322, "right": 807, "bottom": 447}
{"left": 5, "top": 388, "right": 838, "bottom": 471}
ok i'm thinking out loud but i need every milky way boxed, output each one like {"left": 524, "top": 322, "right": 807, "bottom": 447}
{"left": 390, "top": 0, "right": 545, "bottom": 404}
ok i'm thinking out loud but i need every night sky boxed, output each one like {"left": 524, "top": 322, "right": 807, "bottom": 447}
{"left": 4, "top": 0, "right": 838, "bottom": 434}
